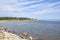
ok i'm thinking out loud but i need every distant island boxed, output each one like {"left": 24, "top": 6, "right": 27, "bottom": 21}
{"left": 0, "top": 17, "right": 37, "bottom": 22}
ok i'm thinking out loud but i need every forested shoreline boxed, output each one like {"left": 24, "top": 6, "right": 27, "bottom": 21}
{"left": 0, "top": 17, "right": 36, "bottom": 21}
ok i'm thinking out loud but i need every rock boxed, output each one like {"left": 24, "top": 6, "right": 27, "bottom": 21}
{"left": 0, "top": 27, "right": 29, "bottom": 40}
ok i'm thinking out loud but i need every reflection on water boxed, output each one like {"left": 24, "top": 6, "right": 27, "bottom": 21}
{"left": 0, "top": 21, "right": 60, "bottom": 40}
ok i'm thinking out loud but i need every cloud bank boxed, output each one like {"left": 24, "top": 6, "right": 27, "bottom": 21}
{"left": 0, "top": 0, "right": 60, "bottom": 19}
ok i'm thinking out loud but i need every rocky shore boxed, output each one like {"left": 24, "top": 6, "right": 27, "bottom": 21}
{"left": 0, "top": 27, "right": 30, "bottom": 40}
{"left": 0, "top": 27, "right": 33, "bottom": 40}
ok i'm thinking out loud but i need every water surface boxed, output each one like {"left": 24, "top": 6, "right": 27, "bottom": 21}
{"left": 0, "top": 21, "right": 60, "bottom": 40}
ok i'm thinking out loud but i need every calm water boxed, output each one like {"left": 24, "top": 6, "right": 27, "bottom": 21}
{"left": 0, "top": 20, "right": 60, "bottom": 40}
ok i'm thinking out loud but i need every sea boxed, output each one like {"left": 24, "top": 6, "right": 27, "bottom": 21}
{"left": 0, "top": 20, "right": 60, "bottom": 40}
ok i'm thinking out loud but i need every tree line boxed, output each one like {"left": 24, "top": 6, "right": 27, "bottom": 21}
{"left": 0, "top": 17, "right": 32, "bottom": 20}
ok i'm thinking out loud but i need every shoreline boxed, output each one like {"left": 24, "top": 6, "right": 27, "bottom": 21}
{"left": 0, "top": 20, "right": 36, "bottom": 22}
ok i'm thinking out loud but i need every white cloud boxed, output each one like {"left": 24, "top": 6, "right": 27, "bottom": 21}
{"left": 33, "top": 8, "right": 60, "bottom": 14}
{"left": 0, "top": 5, "right": 14, "bottom": 11}
{"left": 0, "top": 0, "right": 42, "bottom": 12}
{"left": 17, "top": 0, "right": 44, "bottom": 2}
{"left": 1, "top": 0, "right": 17, "bottom": 3}
{"left": 12, "top": 1, "right": 39, "bottom": 7}
{"left": 23, "top": 1, "right": 60, "bottom": 14}
{"left": 24, "top": 1, "right": 60, "bottom": 9}
{"left": 0, "top": 0, "right": 60, "bottom": 15}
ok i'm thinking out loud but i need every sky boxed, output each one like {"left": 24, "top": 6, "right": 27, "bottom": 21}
{"left": 0, "top": 0, "right": 60, "bottom": 20}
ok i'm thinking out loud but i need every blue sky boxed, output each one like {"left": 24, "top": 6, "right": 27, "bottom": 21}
{"left": 0, "top": 0, "right": 60, "bottom": 20}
